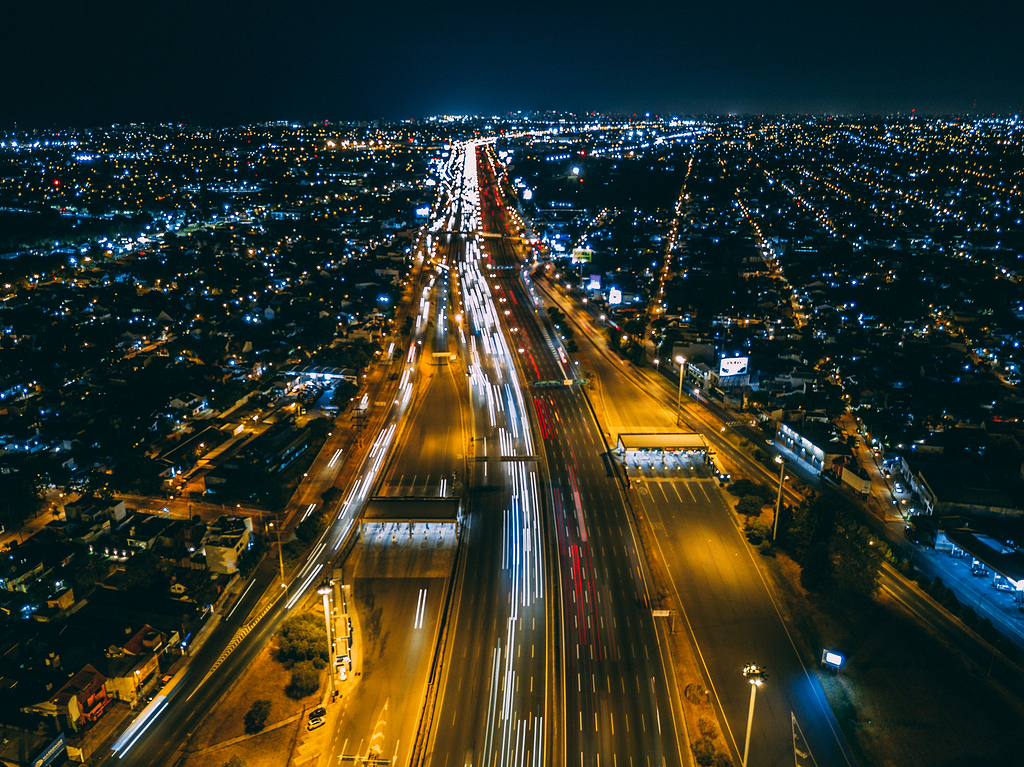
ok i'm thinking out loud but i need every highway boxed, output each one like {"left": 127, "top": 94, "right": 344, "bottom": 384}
{"left": 319, "top": 174, "right": 469, "bottom": 765}
{"left": 424, "top": 141, "right": 550, "bottom": 767}
{"left": 474, "top": 144, "right": 684, "bottom": 767}
{"left": 536, "top": 269, "right": 855, "bottom": 766}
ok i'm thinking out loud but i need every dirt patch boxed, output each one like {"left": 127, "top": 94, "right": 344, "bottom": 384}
{"left": 189, "top": 636, "right": 321, "bottom": 753}
{"left": 757, "top": 544, "right": 1022, "bottom": 767}
{"left": 183, "top": 720, "right": 299, "bottom": 767}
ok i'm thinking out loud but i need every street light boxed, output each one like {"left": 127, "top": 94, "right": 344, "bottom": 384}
{"left": 318, "top": 586, "right": 336, "bottom": 700}
{"left": 773, "top": 456, "right": 787, "bottom": 541}
{"left": 741, "top": 663, "right": 768, "bottom": 767}
{"left": 675, "top": 356, "right": 686, "bottom": 426}
{"left": 269, "top": 517, "right": 286, "bottom": 587}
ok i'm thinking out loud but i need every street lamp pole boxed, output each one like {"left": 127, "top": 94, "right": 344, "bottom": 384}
{"left": 675, "top": 355, "right": 686, "bottom": 426}
{"left": 773, "top": 457, "right": 787, "bottom": 541}
{"left": 742, "top": 663, "right": 767, "bottom": 767}
{"left": 318, "top": 586, "right": 336, "bottom": 700}
{"left": 271, "top": 514, "right": 286, "bottom": 587}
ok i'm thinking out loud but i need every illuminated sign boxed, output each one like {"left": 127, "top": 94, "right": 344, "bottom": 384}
{"left": 586, "top": 274, "right": 601, "bottom": 291}
{"left": 719, "top": 357, "right": 749, "bottom": 377}
{"left": 32, "top": 734, "right": 66, "bottom": 767}
{"left": 822, "top": 650, "right": 844, "bottom": 669}
{"left": 571, "top": 248, "right": 593, "bottom": 263}
{"left": 608, "top": 288, "right": 622, "bottom": 305}
{"left": 414, "top": 206, "right": 430, "bottom": 218}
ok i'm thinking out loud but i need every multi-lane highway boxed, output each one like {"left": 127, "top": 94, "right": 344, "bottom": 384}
{"left": 473, "top": 144, "right": 685, "bottom": 767}
{"left": 537, "top": 269, "right": 856, "bottom": 766}
{"left": 419, "top": 141, "right": 550, "bottom": 767}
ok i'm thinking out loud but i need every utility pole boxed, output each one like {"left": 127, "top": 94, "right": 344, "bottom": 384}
{"left": 773, "top": 457, "right": 787, "bottom": 541}
{"left": 270, "top": 514, "right": 286, "bottom": 586}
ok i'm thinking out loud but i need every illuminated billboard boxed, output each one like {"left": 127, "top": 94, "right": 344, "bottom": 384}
{"left": 586, "top": 274, "right": 601, "bottom": 291}
{"left": 608, "top": 288, "right": 622, "bottom": 305}
{"left": 719, "top": 357, "right": 749, "bottom": 377}
{"left": 571, "top": 248, "right": 593, "bottom": 263}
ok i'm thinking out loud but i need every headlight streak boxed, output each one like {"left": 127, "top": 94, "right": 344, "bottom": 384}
{"left": 452, "top": 141, "right": 546, "bottom": 767}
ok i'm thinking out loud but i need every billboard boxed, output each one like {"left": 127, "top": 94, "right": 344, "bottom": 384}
{"left": 719, "top": 357, "right": 749, "bottom": 377}
{"left": 571, "top": 248, "right": 593, "bottom": 263}
{"left": 32, "top": 733, "right": 66, "bottom": 767}
{"left": 586, "top": 274, "right": 601, "bottom": 291}
{"left": 608, "top": 288, "right": 622, "bottom": 305}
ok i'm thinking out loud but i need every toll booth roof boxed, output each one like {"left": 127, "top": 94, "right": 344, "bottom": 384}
{"left": 616, "top": 433, "right": 708, "bottom": 452}
{"left": 363, "top": 497, "right": 460, "bottom": 523}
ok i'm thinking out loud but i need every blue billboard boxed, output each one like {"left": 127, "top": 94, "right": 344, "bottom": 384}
{"left": 32, "top": 733, "right": 66, "bottom": 767}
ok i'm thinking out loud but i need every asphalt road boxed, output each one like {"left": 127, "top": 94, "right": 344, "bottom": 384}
{"left": 536, "top": 273, "right": 854, "bottom": 766}
{"left": 476, "top": 144, "right": 684, "bottom": 767}
{"left": 425, "top": 142, "right": 550, "bottom": 767}
{"left": 317, "top": 195, "right": 467, "bottom": 766}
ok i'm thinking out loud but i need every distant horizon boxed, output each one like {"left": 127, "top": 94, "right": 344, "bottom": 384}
{"left": 2, "top": 110, "right": 1022, "bottom": 134}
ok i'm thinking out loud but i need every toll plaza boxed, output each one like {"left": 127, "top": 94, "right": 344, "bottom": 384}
{"left": 359, "top": 496, "right": 462, "bottom": 538}
{"left": 615, "top": 432, "right": 719, "bottom": 481}
{"left": 615, "top": 432, "right": 711, "bottom": 461}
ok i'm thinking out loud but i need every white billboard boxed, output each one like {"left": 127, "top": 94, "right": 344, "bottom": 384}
{"left": 586, "top": 274, "right": 601, "bottom": 291}
{"left": 608, "top": 288, "right": 622, "bottom": 305}
{"left": 719, "top": 357, "right": 749, "bottom": 377}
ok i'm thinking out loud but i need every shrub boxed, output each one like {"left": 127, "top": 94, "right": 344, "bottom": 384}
{"left": 736, "top": 496, "right": 766, "bottom": 516}
{"left": 692, "top": 736, "right": 717, "bottom": 766}
{"left": 244, "top": 699, "right": 271, "bottom": 734}
{"left": 744, "top": 520, "right": 771, "bottom": 545}
{"left": 286, "top": 660, "right": 321, "bottom": 699}
{"left": 277, "top": 613, "right": 328, "bottom": 667}
{"left": 697, "top": 716, "right": 716, "bottom": 738}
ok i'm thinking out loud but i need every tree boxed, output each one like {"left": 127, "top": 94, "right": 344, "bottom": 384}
{"left": 285, "top": 661, "right": 321, "bottom": 699}
{"left": 736, "top": 495, "right": 765, "bottom": 516}
{"left": 829, "top": 516, "right": 884, "bottom": 599}
{"left": 277, "top": 613, "right": 328, "bottom": 667}
{"left": 69, "top": 555, "right": 110, "bottom": 590}
{"left": 222, "top": 756, "right": 247, "bottom": 767}
{"left": 122, "top": 550, "right": 170, "bottom": 592}
{"left": 244, "top": 699, "right": 271, "bottom": 734}
{"left": 332, "top": 380, "right": 359, "bottom": 409}
{"left": 783, "top": 498, "right": 882, "bottom": 599}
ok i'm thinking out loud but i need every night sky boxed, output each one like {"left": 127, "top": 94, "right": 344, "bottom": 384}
{"left": 3, "top": 0, "right": 1023, "bottom": 128}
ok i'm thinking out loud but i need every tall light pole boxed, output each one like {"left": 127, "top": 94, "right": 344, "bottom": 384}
{"left": 675, "top": 355, "right": 686, "bottom": 426}
{"left": 269, "top": 515, "right": 286, "bottom": 587}
{"left": 742, "top": 663, "right": 768, "bottom": 767}
{"left": 318, "top": 586, "right": 336, "bottom": 700}
{"left": 773, "top": 456, "right": 787, "bottom": 541}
